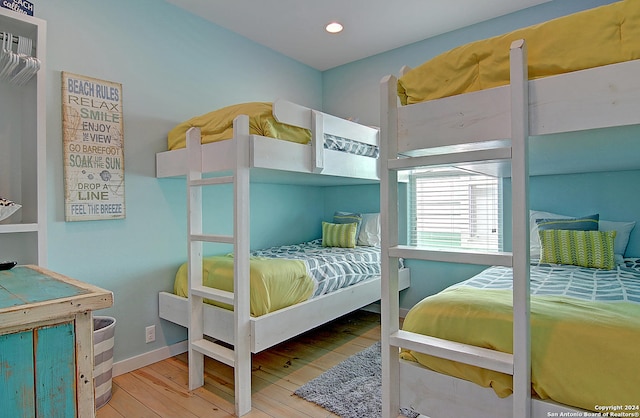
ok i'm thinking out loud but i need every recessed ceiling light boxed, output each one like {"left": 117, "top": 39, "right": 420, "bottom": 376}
{"left": 325, "top": 21, "right": 343, "bottom": 34}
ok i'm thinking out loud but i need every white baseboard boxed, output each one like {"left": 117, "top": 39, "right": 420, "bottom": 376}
{"left": 112, "top": 340, "right": 187, "bottom": 377}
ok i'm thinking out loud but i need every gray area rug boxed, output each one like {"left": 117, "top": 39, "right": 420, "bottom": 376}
{"left": 294, "top": 342, "right": 419, "bottom": 418}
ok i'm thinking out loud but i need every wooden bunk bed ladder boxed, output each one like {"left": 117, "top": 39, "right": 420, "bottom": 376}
{"left": 186, "top": 120, "right": 252, "bottom": 416}
{"left": 380, "top": 40, "right": 532, "bottom": 418}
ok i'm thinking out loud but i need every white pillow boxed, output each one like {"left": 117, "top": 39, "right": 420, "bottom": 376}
{"left": 357, "top": 213, "right": 380, "bottom": 247}
{"left": 600, "top": 220, "right": 636, "bottom": 257}
{"left": 529, "top": 210, "right": 571, "bottom": 258}
{"left": 529, "top": 210, "right": 635, "bottom": 260}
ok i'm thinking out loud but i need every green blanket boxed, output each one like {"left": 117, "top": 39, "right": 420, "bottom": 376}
{"left": 401, "top": 287, "right": 640, "bottom": 411}
{"left": 174, "top": 255, "right": 314, "bottom": 317}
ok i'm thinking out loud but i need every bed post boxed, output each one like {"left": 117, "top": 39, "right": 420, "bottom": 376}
{"left": 380, "top": 74, "right": 401, "bottom": 418}
{"left": 509, "top": 39, "right": 531, "bottom": 418}
{"left": 187, "top": 127, "right": 206, "bottom": 391}
{"left": 311, "top": 110, "right": 325, "bottom": 173}
{"left": 233, "top": 114, "right": 252, "bottom": 416}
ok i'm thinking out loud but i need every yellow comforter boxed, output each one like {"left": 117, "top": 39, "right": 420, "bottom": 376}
{"left": 398, "top": 0, "right": 640, "bottom": 105}
{"left": 401, "top": 287, "right": 640, "bottom": 412}
{"left": 174, "top": 255, "right": 315, "bottom": 317}
{"left": 168, "top": 102, "right": 311, "bottom": 150}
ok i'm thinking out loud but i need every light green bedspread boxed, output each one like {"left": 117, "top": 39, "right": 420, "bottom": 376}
{"left": 401, "top": 287, "right": 640, "bottom": 412}
{"left": 174, "top": 255, "right": 315, "bottom": 317}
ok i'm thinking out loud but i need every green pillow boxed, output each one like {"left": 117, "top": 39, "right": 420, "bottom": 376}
{"left": 333, "top": 211, "right": 363, "bottom": 238}
{"left": 539, "top": 229, "right": 617, "bottom": 270}
{"left": 322, "top": 221, "right": 357, "bottom": 248}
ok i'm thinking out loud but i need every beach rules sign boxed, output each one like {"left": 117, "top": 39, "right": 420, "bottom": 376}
{"left": 62, "top": 72, "right": 125, "bottom": 221}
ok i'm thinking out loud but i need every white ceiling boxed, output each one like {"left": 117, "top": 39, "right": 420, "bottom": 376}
{"left": 167, "top": 0, "right": 551, "bottom": 71}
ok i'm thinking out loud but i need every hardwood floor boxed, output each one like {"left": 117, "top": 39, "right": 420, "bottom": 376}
{"left": 97, "top": 310, "right": 382, "bottom": 418}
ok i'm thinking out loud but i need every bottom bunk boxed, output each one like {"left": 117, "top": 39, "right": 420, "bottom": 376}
{"left": 160, "top": 270, "right": 410, "bottom": 353}
{"left": 160, "top": 238, "right": 411, "bottom": 353}
{"left": 397, "top": 262, "right": 640, "bottom": 417}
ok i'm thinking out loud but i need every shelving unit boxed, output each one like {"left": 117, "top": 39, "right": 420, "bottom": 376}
{"left": 0, "top": 8, "right": 46, "bottom": 266}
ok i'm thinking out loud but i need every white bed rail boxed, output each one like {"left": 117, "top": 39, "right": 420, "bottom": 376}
{"left": 272, "top": 98, "right": 379, "bottom": 174}
{"left": 157, "top": 99, "right": 380, "bottom": 181}
{"left": 381, "top": 40, "right": 531, "bottom": 418}
{"left": 395, "top": 58, "right": 640, "bottom": 158}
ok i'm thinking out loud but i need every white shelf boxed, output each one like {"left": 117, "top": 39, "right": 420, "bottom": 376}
{"left": 0, "top": 223, "right": 39, "bottom": 233}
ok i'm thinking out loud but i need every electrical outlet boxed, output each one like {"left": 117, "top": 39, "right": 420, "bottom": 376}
{"left": 145, "top": 325, "right": 155, "bottom": 343}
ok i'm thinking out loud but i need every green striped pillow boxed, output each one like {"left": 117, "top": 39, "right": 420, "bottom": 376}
{"left": 536, "top": 214, "right": 599, "bottom": 232}
{"left": 539, "top": 229, "right": 617, "bottom": 270}
{"left": 322, "top": 221, "right": 357, "bottom": 248}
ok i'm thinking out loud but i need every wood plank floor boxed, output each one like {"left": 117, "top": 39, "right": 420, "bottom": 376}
{"left": 97, "top": 309, "right": 382, "bottom": 418}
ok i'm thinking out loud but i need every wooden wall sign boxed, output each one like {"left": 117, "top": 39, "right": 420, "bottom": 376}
{"left": 61, "top": 72, "right": 125, "bottom": 221}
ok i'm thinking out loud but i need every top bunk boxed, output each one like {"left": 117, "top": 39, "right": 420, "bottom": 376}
{"left": 384, "top": 0, "right": 640, "bottom": 177}
{"left": 156, "top": 99, "right": 380, "bottom": 186}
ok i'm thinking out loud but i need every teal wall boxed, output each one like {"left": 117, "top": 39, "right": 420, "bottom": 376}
{"left": 31, "top": 0, "right": 639, "bottom": 365}
{"left": 36, "top": 0, "right": 323, "bottom": 363}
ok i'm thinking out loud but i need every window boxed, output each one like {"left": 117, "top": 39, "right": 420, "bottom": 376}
{"left": 408, "top": 168, "right": 502, "bottom": 252}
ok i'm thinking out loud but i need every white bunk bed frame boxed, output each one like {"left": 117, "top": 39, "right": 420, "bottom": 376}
{"left": 156, "top": 98, "right": 380, "bottom": 182}
{"left": 156, "top": 100, "right": 410, "bottom": 416}
{"left": 380, "top": 40, "right": 640, "bottom": 418}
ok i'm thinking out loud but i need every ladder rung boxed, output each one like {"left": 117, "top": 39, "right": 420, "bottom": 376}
{"left": 190, "top": 233, "right": 234, "bottom": 244}
{"left": 189, "top": 176, "right": 234, "bottom": 187}
{"left": 388, "top": 147, "right": 512, "bottom": 171}
{"left": 191, "top": 285, "right": 234, "bottom": 305}
{"left": 390, "top": 330, "right": 514, "bottom": 375}
{"left": 191, "top": 339, "right": 235, "bottom": 367}
{"left": 389, "top": 245, "right": 512, "bottom": 267}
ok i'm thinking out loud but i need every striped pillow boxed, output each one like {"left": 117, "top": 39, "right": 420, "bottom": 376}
{"left": 539, "top": 229, "right": 617, "bottom": 270}
{"left": 536, "top": 214, "right": 599, "bottom": 232}
{"left": 322, "top": 221, "right": 357, "bottom": 248}
{"left": 333, "top": 211, "right": 363, "bottom": 239}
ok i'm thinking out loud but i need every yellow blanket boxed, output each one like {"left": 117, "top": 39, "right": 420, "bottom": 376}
{"left": 398, "top": 0, "right": 640, "bottom": 105}
{"left": 168, "top": 102, "right": 311, "bottom": 150}
{"left": 173, "top": 255, "right": 315, "bottom": 317}
{"left": 401, "top": 287, "right": 640, "bottom": 412}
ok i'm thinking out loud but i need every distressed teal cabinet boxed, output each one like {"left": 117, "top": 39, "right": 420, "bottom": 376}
{"left": 0, "top": 266, "right": 113, "bottom": 417}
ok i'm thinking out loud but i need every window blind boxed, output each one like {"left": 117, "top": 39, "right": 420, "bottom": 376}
{"left": 408, "top": 168, "right": 502, "bottom": 252}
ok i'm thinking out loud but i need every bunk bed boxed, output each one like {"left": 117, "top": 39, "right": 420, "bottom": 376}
{"left": 380, "top": 1, "right": 640, "bottom": 417}
{"left": 155, "top": 99, "right": 410, "bottom": 417}
{"left": 156, "top": 99, "right": 380, "bottom": 182}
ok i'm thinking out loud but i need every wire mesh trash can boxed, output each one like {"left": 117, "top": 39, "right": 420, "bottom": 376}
{"left": 93, "top": 316, "right": 116, "bottom": 409}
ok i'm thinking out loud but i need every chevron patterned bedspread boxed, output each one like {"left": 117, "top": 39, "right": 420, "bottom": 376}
{"left": 251, "top": 239, "right": 382, "bottom": 297}
{"left": 455, "top": 261, "right": 640, "bottom": 303}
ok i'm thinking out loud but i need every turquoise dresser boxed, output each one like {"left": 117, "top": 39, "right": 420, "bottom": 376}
{"left": 0, "top": 265, "right": 113, "bottom": 417}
